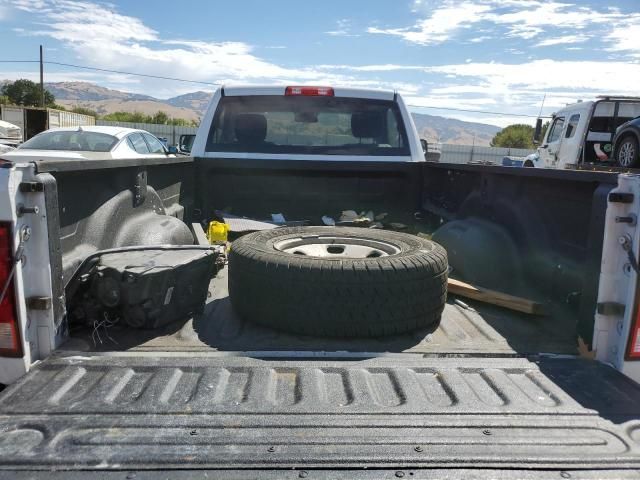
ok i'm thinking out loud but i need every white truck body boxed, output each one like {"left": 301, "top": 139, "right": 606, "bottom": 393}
{"left": 3, "top": 85, "right": 640, "bottom": 475}
{"left": 0, "top": 162, "right": 57, "bottom": 385}
{"left": 530, "top": 97, "right": 640, "bottom": 169}
{"left": 0, "top": 89, "right": 639, "bottom": 386}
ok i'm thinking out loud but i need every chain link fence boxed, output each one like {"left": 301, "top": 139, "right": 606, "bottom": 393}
{"left": 434, "top": 143, "right": 535, "bottom": 165}
{"left": 96, "top": 120, "right": 198, "bottom": 146}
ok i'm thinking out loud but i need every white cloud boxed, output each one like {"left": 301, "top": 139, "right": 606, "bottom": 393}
{"left": 483, "top": 1, "right": 615, "bottom": 39}
{"left": 605, "top": 16, "right": 640, "bottom": 58}
{"left": 5, "top": 0, "right": 639, "bottom": 129}
{"left": 368, "top": 2, "right": 492, "bottom": 45}
{"left": 469, "top": 35, "right": 492, "bottom": 43}
{"left": 368, "top": 0, "right": 640, "bottom": 58}
{"left": 11, "top": 0, "right": 48, "bottom": 12}
{"left": 318, "top": 63, "right": 426, "bottom": 72}
{"left": 325, "top": 18, "right": 359, "bottom": 37}
{"left": 536, "top": 34, "right": 589, "bottom": 47}
{"left": 424, "top": 59, "right": 640, "bottom": 96}
{"left": 308, "top": 55, "right": 640, "bottom": 112}
{"left": 44, "top": 1, "right": 157, "bottom": 44}
{"left": 318, "top": 57, "right": 640, "bottom": 126}
{"left": 4, "top": 0, "right": 400, "bottom": 97}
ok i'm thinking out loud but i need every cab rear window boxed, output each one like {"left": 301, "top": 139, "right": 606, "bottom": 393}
{"left": 206, "top": 95, "right": 410, "bottom": 156}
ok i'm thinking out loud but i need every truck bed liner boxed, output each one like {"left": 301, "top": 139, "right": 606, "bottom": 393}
{"left": 0, "top": 355, "right": 639, "bottom": 472}
{"left": 62, "top": 269, "right": 576, "bottom": 356}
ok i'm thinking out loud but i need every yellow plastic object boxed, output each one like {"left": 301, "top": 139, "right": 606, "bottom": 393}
{"left": 207, "top": 221, "right": 229, "bottom": 244}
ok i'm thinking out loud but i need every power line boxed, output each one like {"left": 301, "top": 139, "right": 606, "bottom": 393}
{"left": 47, "top": 61, "right": 221, "bottom": 86}
{"left": 407, "top": 103, "right": 551, "bottom": 118}
{"left": 0, "top": 59, "right": 221, "bottom": 86}
{"left": 0, "top": 59, "right": 550, "bottom": 117}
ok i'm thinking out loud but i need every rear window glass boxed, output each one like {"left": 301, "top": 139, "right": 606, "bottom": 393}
{"left": 19, "top": 130, "right": 117, "bottom": 152}
{"left": 206, "top": 95, "right": 410, "bottom": 156}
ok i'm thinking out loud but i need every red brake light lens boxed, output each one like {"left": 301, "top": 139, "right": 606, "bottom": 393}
{"left": 285, "top": 86, "right": 334, "bottom": 96}
{"left": 627, "top": 288, "right": 640, "bottom": 359}
{"left": 0, "top": 222, "right": 22, "bottom": 357}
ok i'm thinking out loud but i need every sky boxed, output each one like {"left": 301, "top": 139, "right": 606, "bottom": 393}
{"left": 0, "top": 0, "right": 639, "bottom": 127}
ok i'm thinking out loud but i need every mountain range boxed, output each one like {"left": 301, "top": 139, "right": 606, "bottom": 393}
{"left": 42, "top": 81, "right": 501, "bottom": 145}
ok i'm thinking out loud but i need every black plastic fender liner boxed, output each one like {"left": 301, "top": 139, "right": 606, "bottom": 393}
{"left": 228, "top": 227, "right": 448, "bottom": 337}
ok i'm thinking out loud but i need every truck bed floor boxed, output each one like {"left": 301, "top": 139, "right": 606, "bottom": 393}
{"left": 63, "top": 269, "right": 577, "bottom": 356}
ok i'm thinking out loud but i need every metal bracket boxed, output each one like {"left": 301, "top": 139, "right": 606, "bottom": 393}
{"left": 616, "top": 214, "right": 637, "bottom": 225}
{"left": 19, "top": 182, "right": 44, "bottom": 193}
{"left": 133, "top": 169, "right": 147, "bottom": 207}
{"left": 16, "top": 204, "right": 39, "bottom": 217}
{"left": 597, "top": 302, "right": 626, "bottom": 316}
{"left": 609, "top": 192, "right": 634, "bottom": 204}
{"left": 27, "top": 296, "right": 52, "bottom": 310}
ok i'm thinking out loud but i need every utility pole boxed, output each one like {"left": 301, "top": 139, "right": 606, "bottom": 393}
{"left": 39, "top": 45, "right": 44, "bottom": 107}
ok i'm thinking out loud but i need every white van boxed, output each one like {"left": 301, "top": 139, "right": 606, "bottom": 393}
{"left": 527, "top": 96, "right": 640, "bottom": 169}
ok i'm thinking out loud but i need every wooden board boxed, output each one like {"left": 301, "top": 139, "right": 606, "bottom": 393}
{"left": 448, "top": 278, "right": 546, "bottom": 315}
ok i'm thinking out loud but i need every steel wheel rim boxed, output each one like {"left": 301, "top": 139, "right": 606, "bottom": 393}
{"left": 619, "top": 141, "right": 636, "bottom": 167}
{"left": 274, "top": 235, "right": 401, "bottom": 258}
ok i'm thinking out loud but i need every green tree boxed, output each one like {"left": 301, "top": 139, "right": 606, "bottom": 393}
{"left": 151, "top": 110, "right": 169, "bottom": 124}
{"left": 167, "top": 117, "right": 198, "bottom": 127}
{"left": 100, "top": 110, "right": 197, "bottom": 126}
{"left": 1, "top": 79, "right": 55, "bottom": 107}
{"left": 71, "top": 106, "right": 98, "bottom": 117}
{"left": 102, "top": 111, "right": 150, "bottom": 123}
{"left": 490, "top": 124, "right": 537, "bottom": 149}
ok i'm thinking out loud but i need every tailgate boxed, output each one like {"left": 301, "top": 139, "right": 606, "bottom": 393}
{"left": 1, "top": 354, "right": 640, "bottom": 474}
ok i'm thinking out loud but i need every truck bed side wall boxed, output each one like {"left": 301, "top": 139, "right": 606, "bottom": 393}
{"left": 34, "top": 157, "right": 195, "bottom": 288}
{"left": 422, "top": 163, "right": 617, "bottom": 345}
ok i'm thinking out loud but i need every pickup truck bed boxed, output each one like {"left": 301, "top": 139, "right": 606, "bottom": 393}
{"left": 1, "top": 156, "right": 634, "bottom": 477}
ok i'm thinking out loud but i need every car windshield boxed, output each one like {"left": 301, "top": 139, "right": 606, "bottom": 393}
{"left": 206, "top": 95, "right": 410, "bottom": 156}
{"left": 19, "top": 130, "right": 118, "bottom": 152}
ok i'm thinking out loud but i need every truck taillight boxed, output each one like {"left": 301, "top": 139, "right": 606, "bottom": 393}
{"left": 0, "top": 222, "right": 21, "bottom": 357}
{"left": 627, "top": 283, "right": 640, "bottom": 359}
{"left": 285, "top": 86, "right": 334, "bottom": 96}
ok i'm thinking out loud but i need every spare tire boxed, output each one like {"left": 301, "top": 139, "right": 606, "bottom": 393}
{"left": 228, "top": 227, "right": 448, "bottom": 337}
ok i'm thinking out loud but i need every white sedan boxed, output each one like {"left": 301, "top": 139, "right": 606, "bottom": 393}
{"left": 2, "top": 126, "right": 175, "bottom": 161}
